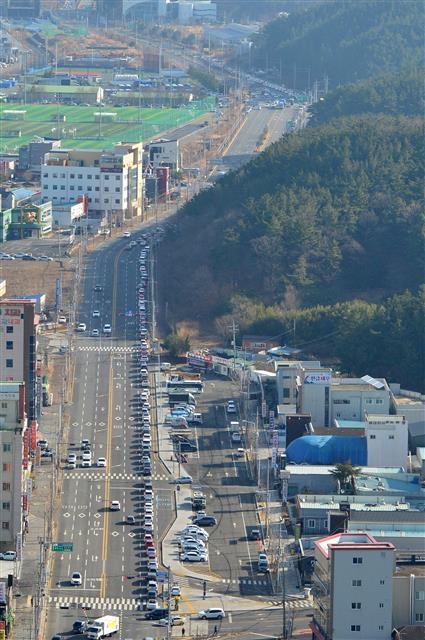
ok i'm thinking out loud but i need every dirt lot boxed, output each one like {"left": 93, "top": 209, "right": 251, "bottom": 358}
{"left": 0, "top": 259, "right": 76, "bottom": 313}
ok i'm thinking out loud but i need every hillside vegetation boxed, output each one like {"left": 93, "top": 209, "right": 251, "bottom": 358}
{"left": 251, "top": 0, "right": 424, "bottom": 88}
{"left": 308, "top": 67, "right": 425, "bottom": 125}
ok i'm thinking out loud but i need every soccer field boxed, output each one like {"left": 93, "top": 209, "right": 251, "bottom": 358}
{"left": 0, "top": 98, "right": 214, "bottom": 152}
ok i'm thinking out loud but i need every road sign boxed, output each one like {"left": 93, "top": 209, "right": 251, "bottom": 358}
{"left": 52, "top": 542, "right": 73, "bottom": 552}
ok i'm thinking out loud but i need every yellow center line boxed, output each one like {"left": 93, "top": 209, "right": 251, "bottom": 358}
{"left": 99, "top": 248, "right": 121, "bottom": 599}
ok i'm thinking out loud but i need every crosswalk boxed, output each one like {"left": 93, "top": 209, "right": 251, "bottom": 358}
{"left": 63, "top": 471, "right": 170, "bottom": 482}
{"left": 48, "top": 594, "right": 312, "bottom": 612}
{"left": 48, "top": 595, "right": 139, "bottom": 611}
{"left": 78, "top": 345, "right": 137, "bottom": 353}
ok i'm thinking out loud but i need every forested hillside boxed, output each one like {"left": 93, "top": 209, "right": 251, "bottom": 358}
{"left": 250, "top": 0, "right": 424, "bottom": 89}
{"left": 308, "top": 67, "right": 424, "bottom": 125}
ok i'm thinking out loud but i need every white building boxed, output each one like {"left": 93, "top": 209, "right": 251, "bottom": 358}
{"left": 365, "top": 413, "right": 408, "bottom": 468}
{"left": 311, "top": 532, "right": 395, "bottom": 640}
{"left": 148, "top": 138, "right": 179, "bottom": 170}
{"left": 41, "top": 143, "right": 143, "bottom": 223}
{"left": 51, "top": 200, "right": 86, "bottom": 229}
{"left": 0, "top": 382, "right": 27, "bottom": 549}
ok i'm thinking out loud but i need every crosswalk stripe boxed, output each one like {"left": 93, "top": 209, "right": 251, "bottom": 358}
{"left": 48, "top": 595, "right": 139, "bottom": 611}
{"left": 63, "top": 472, "right": 169, "bottom": 481}
{"left": 78, "top": 345, "right": 137, "bottom": 353}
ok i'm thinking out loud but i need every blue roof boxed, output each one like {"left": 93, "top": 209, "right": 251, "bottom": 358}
{"left": 286, "top": 435, "right": 367, "bottom": 465}
{"left": 11, "top": 187, "right": 38, "bottom": 201}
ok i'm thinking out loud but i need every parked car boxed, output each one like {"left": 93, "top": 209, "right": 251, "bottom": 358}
{"left": 192, "top": 515, "right": 217, "bottom": 527}
{"left": 0, "top": 551, "right": 16, "bottom": 561}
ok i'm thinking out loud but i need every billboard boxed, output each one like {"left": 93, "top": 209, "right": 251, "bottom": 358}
{"left": 304, "top": 372, "right": 332, "bottom": 385}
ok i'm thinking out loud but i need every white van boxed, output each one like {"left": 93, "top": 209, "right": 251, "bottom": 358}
{"left": 81, "top": 451, "right": 92, "bottom": 467}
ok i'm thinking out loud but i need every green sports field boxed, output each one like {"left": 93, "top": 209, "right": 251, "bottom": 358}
{"left": 0, "top": 98, "right": 214, "bottom": 153}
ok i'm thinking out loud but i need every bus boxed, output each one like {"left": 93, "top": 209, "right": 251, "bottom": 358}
{"left": 166, "top": 379, "right": 204, "bottom": 394}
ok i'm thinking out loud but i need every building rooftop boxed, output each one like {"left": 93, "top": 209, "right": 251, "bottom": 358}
{"left": 316, "top": 532, "right": 395, "bottom": 558}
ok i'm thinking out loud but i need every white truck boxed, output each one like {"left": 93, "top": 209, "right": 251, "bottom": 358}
{"left": 86, "top": 615, "right": 119, "bottom": 639}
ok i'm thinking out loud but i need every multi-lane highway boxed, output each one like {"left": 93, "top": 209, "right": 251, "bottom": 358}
{"left": 41, "top": 227, "right": 280, "bottom": 639}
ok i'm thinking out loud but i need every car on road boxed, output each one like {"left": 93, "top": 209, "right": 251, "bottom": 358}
{"left": 226, "top": 401, "right": 237, "bottom": 414}
{"left": 38, "top": 439, "right": 49, "bottom": 450}
{"left": 146, "top": 598, "right": 159, "bottom": 610}
{"left": 103, "top": 323, "right": 112, "bottom": 334}
{"left": 81, "top": 439, "right": 90, "bottom": 450}
{"left": 72, "top": 620, "right": 88, "bottom": 633}
{"left": 172, "top": 475, "right": 193, "bottom": 485}
{"left": 57, "top": 315, "right": 67, "bottom": 324}
{"left": 126, "top": 515, "right": 135, "bottom": 524}
{"left": 181, "top": 550, "right": 208, "bottom": 562}
{"left": 97, "top": 457, "right": 106, "bottom": 467}
{"left": 92, "top": 309, "right": 100, "bottom": 318}
{"left": 94, "top": 284, "right": 103, "bottom": 291}
{"left": 38, "top": 255, "right": 54, "bottom": 261}
{"left": 198, "top": 608, "right": 225, "bottom": 620}
{"left": 123, "top": 231, "right": 131, "bottom": 237}
{"left": 91, "top": 329, "right": 100, "bottom": 337}
{"left": 144, "top": 607, "right": 169, "bottom": 620}
{"left": 158, "top": 616, "right": 185, "bottom": 627}
{"left": 70, "top": 571, "right": 82, "bottom": 586}
{"left": 51, "top": 635, "right": 64, "bottom": 640}
{"left": 170, "top": 584, "right": 181, "bottom": 597}
{"left": 110, "top": 500, "right": 121, "bottom": 511}
{"left": 67, "top": 453, "right": 77, "bottom": 465}
{"left": 76, "top": 323, "right": 86, "bottom": 332}
{"left": 192, "top": 515, "right": 217, "bottom": 527}
{"left": 0, "top": 551, "right": 16, "bottom": 561}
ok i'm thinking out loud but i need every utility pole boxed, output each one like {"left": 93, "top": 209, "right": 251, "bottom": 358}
{"left": 228, "top": 319, "right": 238, "bottom": 371}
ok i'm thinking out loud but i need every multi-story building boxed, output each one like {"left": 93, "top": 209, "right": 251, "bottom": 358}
{"left": 41, "top": 143, "right": 143, "bottom": 223}
{"left": 365, "top": 413, "right": 408, "bottom": 468}
{"left": 0, "top": 382, "right": 27, "bottom": 549}
{"left": 311, "top": 532, "right": 395, "bottom": 640}
{"left": 0, "top": 299, "right": 39, "bottom": 423}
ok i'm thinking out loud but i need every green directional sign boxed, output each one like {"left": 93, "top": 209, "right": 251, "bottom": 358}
{"left": 52, "top": 542, "right": 73, "bottom": 552}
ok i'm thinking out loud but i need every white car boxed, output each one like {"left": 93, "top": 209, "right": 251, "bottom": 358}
{"left": 226, "top": 401, "right": 237, "bottom": 414}
{"left": 181, "top": 551, "right": 208, "bottom": 563}
{"left": 123, "top": 231, "right": 131, "bottom": 238}
{"left": 110, "top": 500, "right": 121, "bottom": 511}
{"left": 76, "top": 323, "right": 86, "bottom": 332}
{"left": 92, "top": 310, "right": 100, "bottom": 318}
{"left": 57, "top": 315, "right": 67, "bottom": 324}
{"left": 70, "top": 571, "right": 82, "bottom": 586}
{"left": 103, "top": 323, "right": 112, "bottom": 334}
{"left": 198, "top": 608, "right": 225, "bottom": 620}
{"left": 67, "top": 453, "right": 77, "bottom": 464}
{"left": 181, "top": 526, "right": 209, "bottom": 540}
{"left": 172, "top": 475, "right": 193, "bottom": 485}
{"left": 91, "top": 329, "right": 100, "bottom": 337}
{"left": 170, "top": 584, "right": 181, "bottom": 597}
{"left": 97, "top": 457, "right": 106, "bottom": 467}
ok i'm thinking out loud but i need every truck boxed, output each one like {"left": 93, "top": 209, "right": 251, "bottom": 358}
{"left": 168, "top": 390, "right": 196, "bottom": 407}
{"left": 192, "top": 491, "right": 206, "bottom": 510}
{"left": 86, "top": 615, "right": 120, "bottom": 639}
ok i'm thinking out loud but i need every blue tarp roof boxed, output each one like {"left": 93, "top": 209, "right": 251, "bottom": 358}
{"left": 286, "top": 435, "right": 367, "bottom": 465}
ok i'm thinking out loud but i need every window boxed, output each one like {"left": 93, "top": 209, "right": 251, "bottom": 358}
{"left": 307, "top": 519, "right": 315, "bottom": 529}
{"left": 6, "top": 359, "right": 13, "bottom": 368}
{"left": 115, "top": 175, "right": 120, "bottom": 180}
{"left": 43, "top": 173, "right": 48, "bottom": 178}
{"left": 43, "top": 184, "right": 48, "bottom": 189}
{"left": 378, "top": 626, "right": 384, "bottom": 631}
{"left": 95, "top": 186, "right": 100, "bottom": 191}
{"left": 53, "top": 185, "right": 58, "bottom": 190}
{"left": 2, "top": 483, "right": 10, "bottom": 491}
{"left": 415, "top": 591, "right": 425, "bottom": 600}
{"left": 70, "top": 173, "right": 75, "bottom": 178}
{"left": 104, "top": 187, "right": 109, "bottom": 192}
{"left": 416, "top": 614, "right": 424, "bottom": 622}
{"left": 350, "top": 626, "right": 360, "bottom": 632}
{"left": 6, "top": 326, "right": 13, "bottom": 334}
{"left": 2, "top": 444, "right": 11, "bottom": 452}
{"left": 2, "top": 502, "right": 10, "bottom": 510}
{"left": 351, "top": 603, "right": 361, "bottom": 609}
{"left": 352, "top": 579, "right": 361, "bottom": 587}
{"left": 353, "top": 557, "right": 363, "bottom": 564}
{"left": 94, "top": 198, "right": 99, "bottom": 203}
{"left": 95, "top": 175, "right": 100, "bottom": 180}
{"left": 87, "top": 186, "right": 92, "bottom": 191}
{"left": 2, "top": 463, "right": 11, "bottom": 472}
{"left": 52, "top": 173, "right": 58, "bottom": 178}
{"left": 104, "top": 198, "right": 109, "bottom": 203}
{"left": 283, "top": 388, "right": 290, "bottom": 398}
{"left": 389, "top": 435, "right": 394, "bottom": 440}
{"left": 60, "top": 185, "right": 65, "bottom": 190}
{"left": 77, "top": 174, "right": 82, "bottom": 179}
{"left": 370, "top": 434, "right": 376, "bottom": 439}
{"left": 60, "top": 173, "right": 65, "bottom": 178}
{"left": 379, "top": 603, "right": 384, "bottom": 608}
{"left": 77, "top": 186, "right": 82, "bottom": 191}
{"left": 379, "top": 579, "right": 385, "bottom": 585}
{"left": 1, "top": 522, "right": 9, "bottom": 530}
{"left": 87, "top": 174, "right": 92, "bottom": 179}
{"left": 88, "top": 198, "right": 92, "bottom": 203}
{"left": 6, "top": 341, "right": 13, "bottom": 350}
{"left": 376, "top": 399, "right": 383, "bottom": 404}
{"left": 115, "top": 199, "right": 120, "bottom": 204}
{"left": 104, "top": 175, "right": 110, "bottom": 180}
{"left": 1, "top": 402, "right": 6, "bottom": 409}
{"left": 70, "top": 185, "right": 74, "bottom": 190}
